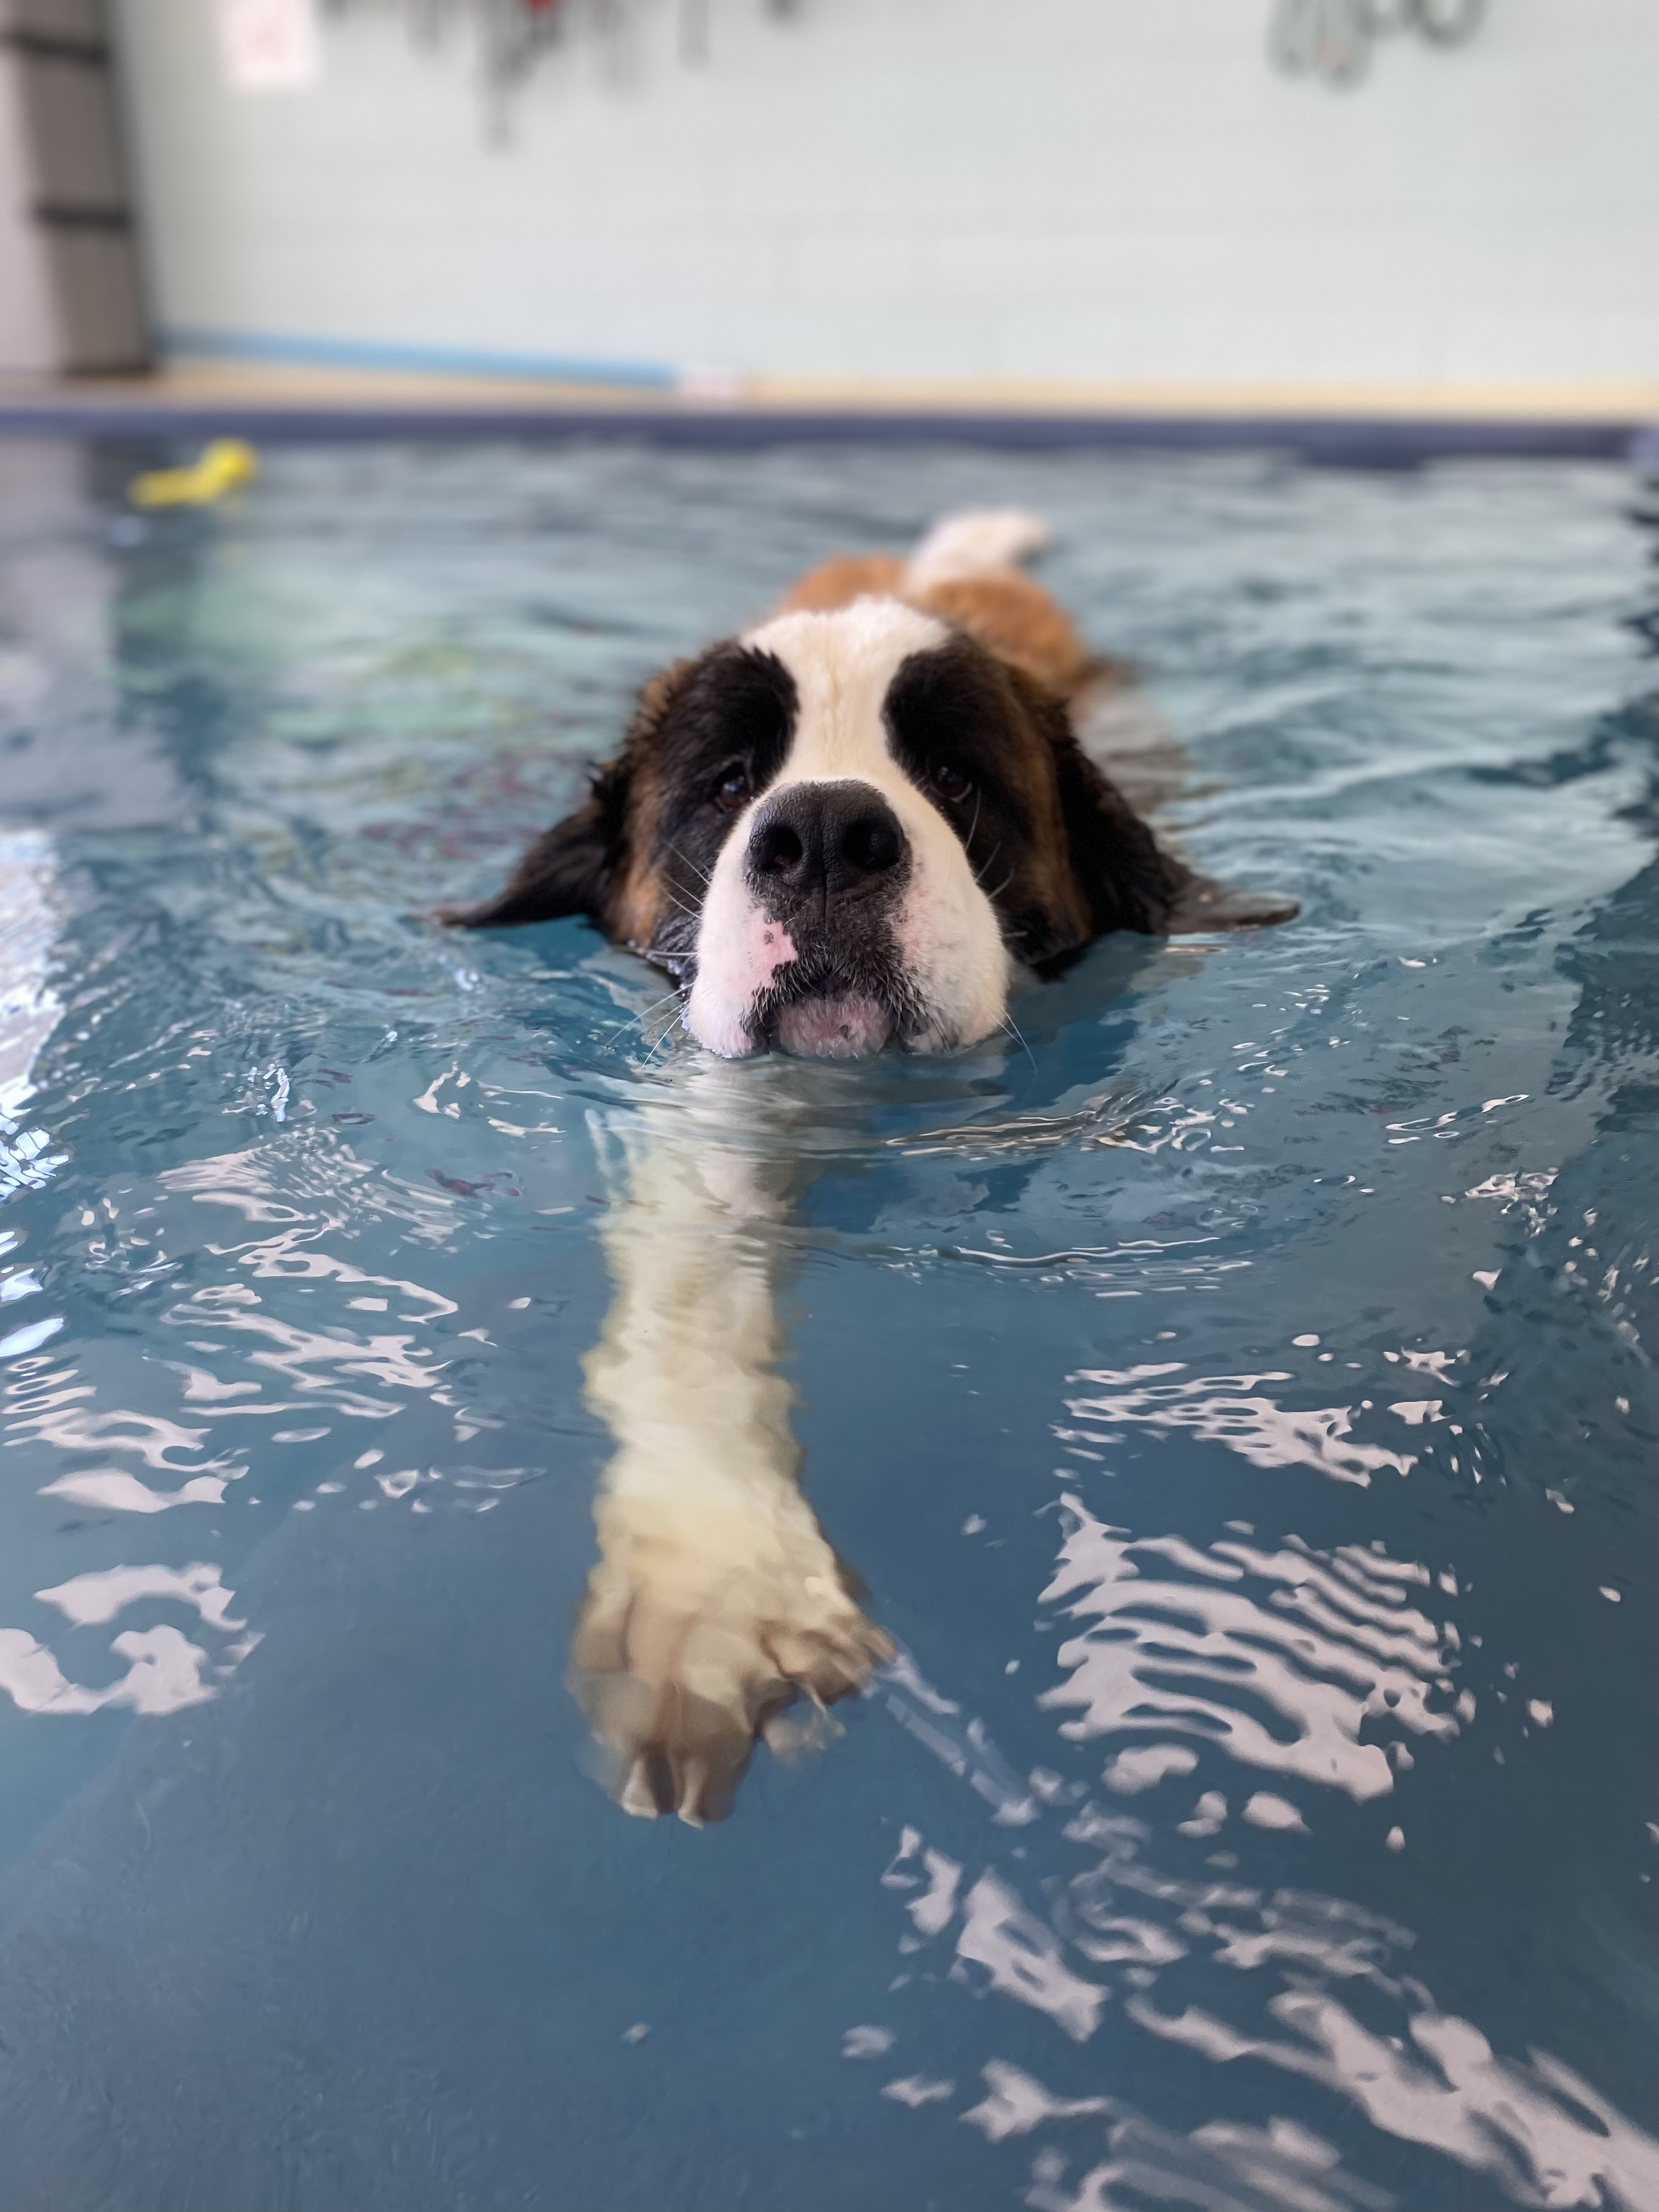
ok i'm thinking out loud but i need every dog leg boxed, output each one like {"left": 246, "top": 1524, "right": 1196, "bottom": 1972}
{"left": 573, "top": 1074, "right": 891, "bottom": 1825}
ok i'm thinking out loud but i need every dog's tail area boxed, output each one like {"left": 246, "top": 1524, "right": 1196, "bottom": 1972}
{"left": 902, "top": 507, "right": 1051, "bottom": 594}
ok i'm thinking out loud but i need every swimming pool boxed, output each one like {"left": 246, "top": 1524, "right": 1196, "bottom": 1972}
{"left": 1, "top": 434, "right": 1654, "bottom": 2210}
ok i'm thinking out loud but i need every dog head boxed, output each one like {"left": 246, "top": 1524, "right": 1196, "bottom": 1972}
{"left": 450, "top": 598, "right": 1272, "bottom": 1058}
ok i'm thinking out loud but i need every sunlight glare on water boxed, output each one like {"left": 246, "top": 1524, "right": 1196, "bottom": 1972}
{"left": 0, "top": 436, "right": 1655, "bottom": 2211}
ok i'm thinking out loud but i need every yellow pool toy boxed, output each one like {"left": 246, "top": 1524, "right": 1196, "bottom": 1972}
{"left": 128, "top": 438, "right": 260, "bottom": 509}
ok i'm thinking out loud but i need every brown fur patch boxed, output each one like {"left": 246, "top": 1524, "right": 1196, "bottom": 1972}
{"left": 775, "top": 554, "right": 907, "bottom": 614}
{"left": 910, "top": 572, "right": 1109, "bottom": 697}
{"left": 603, "top": 667, "right": 678, "bottom": 952}
{"left": 608, "top": 782, "right": 662, "bottom": 951}
{"left": 774, "top": 553, "right": 1122, "bottom": 700}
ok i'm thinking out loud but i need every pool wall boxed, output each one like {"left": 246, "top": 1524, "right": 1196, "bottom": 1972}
{"left": 106, "top": 0, "right": 1659, "bottom": 409}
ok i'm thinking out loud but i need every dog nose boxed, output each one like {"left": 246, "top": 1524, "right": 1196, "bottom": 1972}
{"left": 746, "top": 781, "right": 908, "bottom": 902}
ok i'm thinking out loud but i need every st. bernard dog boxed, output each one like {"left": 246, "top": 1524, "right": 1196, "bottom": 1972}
{"left": 445, "top": 513, "right": 1294, "bottom": 1825}
{"left": 446, "top": 510, "right": 1293, "bottom": 1053}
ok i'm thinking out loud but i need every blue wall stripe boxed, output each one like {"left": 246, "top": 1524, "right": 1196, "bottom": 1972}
{"left": 161, "top": 326, "right": 681, "bottom": 392}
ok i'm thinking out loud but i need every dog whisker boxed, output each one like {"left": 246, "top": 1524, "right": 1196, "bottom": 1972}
{"left": 973, "top": 840, "right": 1003, "bottom": 889}
{"left": 637, "top": 1022, "right": 685, "bottom": 1069}
{"left": 657, "top": 884, "right": 703, "bottom": 925}
{"left": 600, "top": 989, "right": 685, "bottom": 1047}
{"left": 1000, "top": 1013, "right": 1039, "bottom": 1072}
{"left": 667, "top": 844, "right": 714, "bottom": 889}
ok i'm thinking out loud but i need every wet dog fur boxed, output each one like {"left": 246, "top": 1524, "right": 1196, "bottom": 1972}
{"left": 441, "top": 514, "right": 1295, "bottom": 1821}
{"left": 444, "top": 511, "right": 1294, "bottom": 1060}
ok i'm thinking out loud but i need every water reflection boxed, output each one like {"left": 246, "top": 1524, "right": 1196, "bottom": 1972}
{"left": 851, "top": 1296, "right": 1659, "bottom": 2211}
{"left": 0, "top": 443, "right": 1654, "bottom": 2210}
{"left": 1042, "top": 1497, "right": 1456, "bottom": 1803}
{"left": 1, "top": 1107, "right": 472, "bottom": 1743}
{"left": 564, "top": 1034, "right": 1659, "bottom": 2201}
{"left": 1, "top": 1552, "right": 249, "bottom": 1717}
{"left": 0, "top": 1619, "right": 223, "bottom": 1717}
{"left": 1003, "top": 2098, "right": 1396, "bottom": 2212}
{"left": 574, "top": 1064, "right": 893, "bottom": 1824}
{"left": 1065, "top": 1365, "right": 1417, "bottom": 1486}
{"left": 877, "top": 1707, "right": 1659, "bottom": 2212}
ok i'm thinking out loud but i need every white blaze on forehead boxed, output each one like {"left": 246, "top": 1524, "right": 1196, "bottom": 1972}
{"left": 684, "top": 597, "right": 1011, "bottom": 1059}
{"left": 741, "top": 599, "right": 950, "bottom": 782}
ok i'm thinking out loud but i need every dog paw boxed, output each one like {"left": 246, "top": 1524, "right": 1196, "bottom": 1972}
{"left": 570, "top": 1550, "right": 893, "bottom": 1826}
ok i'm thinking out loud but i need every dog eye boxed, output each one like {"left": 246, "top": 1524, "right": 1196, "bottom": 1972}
{"left": 929, "top": 760, "right": 972, "bottom": 803}
{"left": 712, "top": 765, "right": 752, "bottom": 812}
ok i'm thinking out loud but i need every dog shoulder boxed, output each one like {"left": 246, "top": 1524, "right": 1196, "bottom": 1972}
{"left": 907, "top": 571, "right": 1122, "bottom": 699}
{"left": 774, "top": 554, "right": 907, "bottom": 616}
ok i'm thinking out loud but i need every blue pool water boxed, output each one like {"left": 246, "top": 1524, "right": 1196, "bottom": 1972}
{"left": 0, "top": 436, "right": 1655, "bottom": 2211}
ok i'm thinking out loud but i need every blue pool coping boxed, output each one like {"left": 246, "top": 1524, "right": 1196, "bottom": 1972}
{"left": 157, "top": 326, "right": 682, "bottom": 391}
{"left": 2, "top": 395, "right": 1656, "bottom": 470}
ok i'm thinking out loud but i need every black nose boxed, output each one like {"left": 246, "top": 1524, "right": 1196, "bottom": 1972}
{"left": 746, "top": 781, "right": 909, "bottom": 906}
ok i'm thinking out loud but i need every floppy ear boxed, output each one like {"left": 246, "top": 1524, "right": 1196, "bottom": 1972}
{"left": 1005, "top": 668, "right": 1188, "bottom": 950}
{"left": 440, "top": 759, "right": 630, "bottom": 930}
{"left": 1049, "top": 724, "right": 1192, "bottom": 938}
{"left": 439, "top": 662, "right": 692, "bottom": 931}
{"left": 1021, "top": 673, "right": 1299, "bottom": 946}
{"left": 1161, "top": 877, "right": 1301, "bottom": 932}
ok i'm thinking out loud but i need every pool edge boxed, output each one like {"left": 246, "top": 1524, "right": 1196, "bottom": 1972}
{"left": 1, "top": 394, "right": 1655, "bottom": 467}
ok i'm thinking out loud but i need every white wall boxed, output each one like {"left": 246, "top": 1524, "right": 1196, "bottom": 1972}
{"left": 110, "top": 0, "right": 1659, "bottom": 398}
